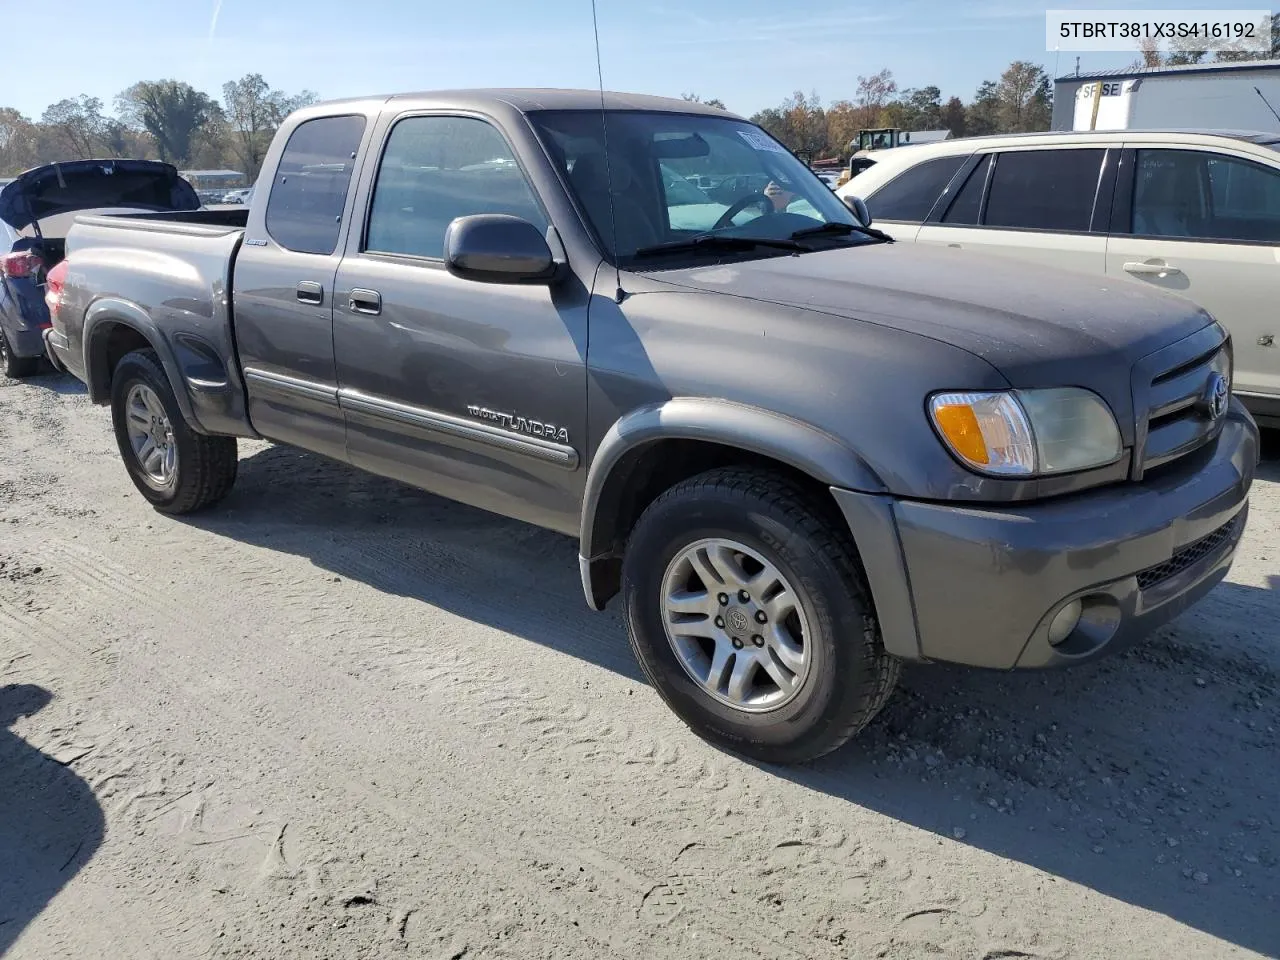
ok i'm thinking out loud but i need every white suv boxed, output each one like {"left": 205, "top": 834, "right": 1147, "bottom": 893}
{"left": 837, "top": 129, "right": 1280, "bottom": 427}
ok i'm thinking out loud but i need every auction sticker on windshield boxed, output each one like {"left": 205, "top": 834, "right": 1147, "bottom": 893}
{"left": 738, "top": 130, "right": 788, "bottom": 153}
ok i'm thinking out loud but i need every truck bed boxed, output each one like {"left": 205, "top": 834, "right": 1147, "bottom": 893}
{"left": 57, "top": 207, "right": 252, "bottom": 439}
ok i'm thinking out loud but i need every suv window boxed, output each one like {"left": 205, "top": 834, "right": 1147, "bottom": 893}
{"left": 864, "top": 156, "right": 966, "bottom": 222}
{"left": 941, "top": 154, "right": 991, "bottom": 225}
{"left": 265, "top": 115, "right": 367, "bottom": 256}
{"left": 365, "top": 116, "right": 547, "bottom": 260}
{"left": 983, "top": 149, "right": 1105, "bottom": 233}
{"left": 1131, "top": 148, "right": 1280, "bottom": 243}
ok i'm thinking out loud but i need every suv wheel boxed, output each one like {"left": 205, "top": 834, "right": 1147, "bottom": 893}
{"left": 110, "top": 348, "right": 239, "bottom": 514}
{"left": 0, "top": 329, "right": 39, "bottom": 379}
{"left": 622, "top": 467, "right": 899, "bottom": 763}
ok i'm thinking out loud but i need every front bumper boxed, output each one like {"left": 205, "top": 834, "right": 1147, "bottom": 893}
{"left": 833, "top": 402, "right": 1258, "bottom": 670}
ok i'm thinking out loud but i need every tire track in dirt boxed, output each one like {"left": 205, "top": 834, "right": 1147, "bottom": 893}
{"left": 6, "top": 534, "right": 836, "bottom": 960}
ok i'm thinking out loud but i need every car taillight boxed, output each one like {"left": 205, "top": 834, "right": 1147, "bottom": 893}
{"left": 0, "top": 251, "right": 42, "bottom": 279}
{"left": 44, "top": 260, "right": 69, "bottom": 328}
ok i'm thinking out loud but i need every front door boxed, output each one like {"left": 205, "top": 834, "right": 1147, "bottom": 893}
{"left": 1106, "top": 146, "right": 1280, "bottom": 401}
{"left": 231, "top": 113, "right": 372, "bottom": 460}
{"left": 332, "top": 112, "right": 589, "bottom": 535}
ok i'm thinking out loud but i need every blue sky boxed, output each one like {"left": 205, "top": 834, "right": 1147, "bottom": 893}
{"left": 0, "top": 0, "right": 1268, "bottom": 120}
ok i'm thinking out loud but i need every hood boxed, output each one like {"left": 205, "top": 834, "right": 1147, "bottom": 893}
{"left": 650, "top": 242, "right": 1214, "bottom": 389}
{"left": 0, "top": 159, "right": 200, "bottom": 232}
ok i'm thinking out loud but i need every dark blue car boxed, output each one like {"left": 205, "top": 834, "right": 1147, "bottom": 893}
{"left": 0, "top": 159, "right": 199, "bottom": 378}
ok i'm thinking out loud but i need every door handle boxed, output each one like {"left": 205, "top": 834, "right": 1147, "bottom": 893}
{"left": 350, "top": 288, "right": 382, "bottom": 315}
{"left": 296, "top": 281, "right": 324, "bottom": 305}
{"left": 1123, "top": 260, "right": 1181, "bottom": 278}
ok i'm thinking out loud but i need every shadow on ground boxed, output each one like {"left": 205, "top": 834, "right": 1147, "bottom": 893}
{"left": 0, "top": 683, "right": 104, "bottom": 956}
{"left": 181, "top": 438, "right": 1280, "bottom": 955}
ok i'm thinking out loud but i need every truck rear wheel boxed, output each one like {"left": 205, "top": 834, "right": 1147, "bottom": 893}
{"left": 622, "top": 467, "right": 899, "bottom": 764}
{"left": 110, "top": 349, "right": 238, "bottom": 514}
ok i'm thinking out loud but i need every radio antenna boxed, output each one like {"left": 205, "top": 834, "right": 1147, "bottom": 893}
{"left": 590, "top": 0, "right": 625, "bottom": 302}
{"left": 1255, "top": 86, "right": 1280, "bottom": 127}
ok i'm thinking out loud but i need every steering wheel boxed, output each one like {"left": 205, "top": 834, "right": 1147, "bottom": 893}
{"left": 712, "top": 193, "right": 772, "bottom": 231}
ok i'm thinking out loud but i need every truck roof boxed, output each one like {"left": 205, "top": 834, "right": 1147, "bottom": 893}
{"left": 295, "top": 88, "right": 740, "bottom": 118}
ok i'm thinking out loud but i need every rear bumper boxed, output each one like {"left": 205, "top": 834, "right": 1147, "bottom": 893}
{"left": 834, "top": 402, "right": 1259, "bottom": 670}
{"left": 7, "top": 322, "right": 47, "bottom": 359}
{"left": 42, "top": 327, "right": 70, "bottom": 374}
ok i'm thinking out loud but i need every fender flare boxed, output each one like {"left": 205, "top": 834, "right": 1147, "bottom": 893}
{"left": 578, "top": 397, "right": 886, "bottom": 608}
{"left": 82, "top": 298, "right": 199, "bottom": 429}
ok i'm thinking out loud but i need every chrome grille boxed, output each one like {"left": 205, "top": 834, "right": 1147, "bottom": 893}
{"left": 1132, "top": 327, "right": 1231, "bottom": 479}
{"left": 1135, "top": 513, "right": 1241, "bottom": 591}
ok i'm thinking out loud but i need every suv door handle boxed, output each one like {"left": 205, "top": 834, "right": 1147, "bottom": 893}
{"left": 350, "top": 288, "right": 382, "bottom": 315}
{"left": 1123, "top": 260, "right": 1181, "bottom": 278}
{"left": 296, "top": 281, "right": 324, "bottom": 305}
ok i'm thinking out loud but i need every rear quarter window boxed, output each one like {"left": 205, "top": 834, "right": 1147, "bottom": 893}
{"left": 864, "top": 155, "right": 967, "bottom": 222}
{"left": 265, "top": 115, "right": 368, "bottom": 256}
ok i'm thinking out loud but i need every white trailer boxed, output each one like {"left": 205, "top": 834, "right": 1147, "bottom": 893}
{"left": 1053, "top": 60, "right": 1280, "bottom": 132}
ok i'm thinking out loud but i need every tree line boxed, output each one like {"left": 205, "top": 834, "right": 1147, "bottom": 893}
{"left": 0, "top": 74, "right": 317, "bottom": 179}
{"left": 683, "top": 60, "right": 1055, "bottom": 161}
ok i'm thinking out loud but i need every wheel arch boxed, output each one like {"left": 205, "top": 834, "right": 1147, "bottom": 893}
{"left": 83, "top": 299, "right": 198, "bottom": 428}
{"left": 578, "top": 398, "right": 886, "bottom": 611}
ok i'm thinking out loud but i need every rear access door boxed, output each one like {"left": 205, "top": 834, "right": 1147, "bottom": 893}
{"left": 230, "top": 108, "right": 379, "bottom": 460}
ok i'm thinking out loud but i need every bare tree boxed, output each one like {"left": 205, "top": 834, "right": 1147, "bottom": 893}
{"left": 40, "top": 96, "right": 108, "bottom": 159}
{"left": 680, "top": 93, "right": 727, "bottom": 109}
{"left": 854, "top": 69, "right": 898, "bottom": 127}
{"left": 223, "top": 74, "right": 318, "bottom": 178}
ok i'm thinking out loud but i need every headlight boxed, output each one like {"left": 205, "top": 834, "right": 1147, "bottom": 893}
{"left": 929, "top": 388, "right": 1122, "bottom": 477}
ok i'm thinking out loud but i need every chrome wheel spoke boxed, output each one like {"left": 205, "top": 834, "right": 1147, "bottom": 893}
{"left": 666, "top": 588, "right": 712, "bottom": 616}
{"left": 668, "top": 616, "right": 713, "bottom": 639}
{"left": 767, "top": 624, "right": 806, "bottom": 674}
{"left": 760, "top": 650, "right": 799, "bottom": 693}
{"left": 705, "top": 641, "right": 733, "bottom": 693}
{"left": 725, "top": 653, "right": 756, "bottom": 703}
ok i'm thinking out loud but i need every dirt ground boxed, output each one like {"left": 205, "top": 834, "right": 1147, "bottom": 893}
{"left": 1, "top": 369, "right": 1277, "bottom": 960}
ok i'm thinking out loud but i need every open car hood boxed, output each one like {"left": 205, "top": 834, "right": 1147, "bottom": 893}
{"left": 0, "top": 158, "right": 200, "bottom": 232}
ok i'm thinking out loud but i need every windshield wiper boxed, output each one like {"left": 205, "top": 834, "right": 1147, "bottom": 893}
{"left": 789, "top": 220, "right": 894, "bottom": 244}
{"left": 632, "top": 234, "right": 812, "bottom": 259}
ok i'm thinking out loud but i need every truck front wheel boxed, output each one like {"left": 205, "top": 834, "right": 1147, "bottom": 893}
{"left": 110, "top": 349, "right": 238, "bottom": 514}
{"left": 622, "top": 467, "right": 899, "bottom": 764}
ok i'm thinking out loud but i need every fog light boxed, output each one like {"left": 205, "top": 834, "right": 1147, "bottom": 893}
{"left": 1047, "top": 599, "right": 1083, "bottom": 646}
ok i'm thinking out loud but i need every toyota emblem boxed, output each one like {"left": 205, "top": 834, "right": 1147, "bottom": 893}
{"left": 1204, "top": 373, "right": 1229, "bottom": 422}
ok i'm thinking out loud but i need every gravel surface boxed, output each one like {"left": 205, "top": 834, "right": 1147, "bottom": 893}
{"left": 1, "top": 370, "right": 1277, "bottom": 960}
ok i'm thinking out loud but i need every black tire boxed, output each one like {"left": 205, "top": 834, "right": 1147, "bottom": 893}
{"left": 622, "top": 467, "right": 900, "bottom": 764}
{"left": 110, "top": 348, "right": 238, "bottom": 514}
{"left": 0, "top": 329, "right": 39, "bottom": 379}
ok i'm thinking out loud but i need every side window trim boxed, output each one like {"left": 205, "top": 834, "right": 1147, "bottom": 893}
{"left": 356, "top": 109, "right": 553, "bottom": 265}
{"left": 931, "top": 151, "right": 995, "bottom": 225}
{"left": 1089, "top": 147, "right": 1120, "bottom": 234}
{"left": 922, "top": 152, "right": 983, "bottom": 223}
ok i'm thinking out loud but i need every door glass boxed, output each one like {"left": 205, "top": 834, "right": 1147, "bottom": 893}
{"left": 983, "top": 149, "right": 1105, "bottom": 232}
{"left": 265, "top": 115, "right": 367, "bottom": 255}
{"left": 941, "top": 154, "right": 991, "bottom": 225}
{"left": 364, "top": 116, "right": 547, "bottom": 260}
{"left": 1132, "top": 149, "right": 1280, "bottom": 243}
{"left": 865, "top": 156, "right": 967, "bottom": 222}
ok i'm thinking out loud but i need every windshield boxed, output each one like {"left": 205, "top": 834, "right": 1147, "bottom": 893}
{"left": 530, "top": 110, "right": 863, "bottom": 267}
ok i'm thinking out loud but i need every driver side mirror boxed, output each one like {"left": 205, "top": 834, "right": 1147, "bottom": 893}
{"left": 444, "top": 214, "right": 563, "bottom": 285}
{"left": 843, "top": 195, "right": 872, "bottom": 227}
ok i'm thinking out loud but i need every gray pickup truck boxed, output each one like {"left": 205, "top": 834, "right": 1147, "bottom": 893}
{"left": 46, "top": 90, "right": 1259, "bottom": 763}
